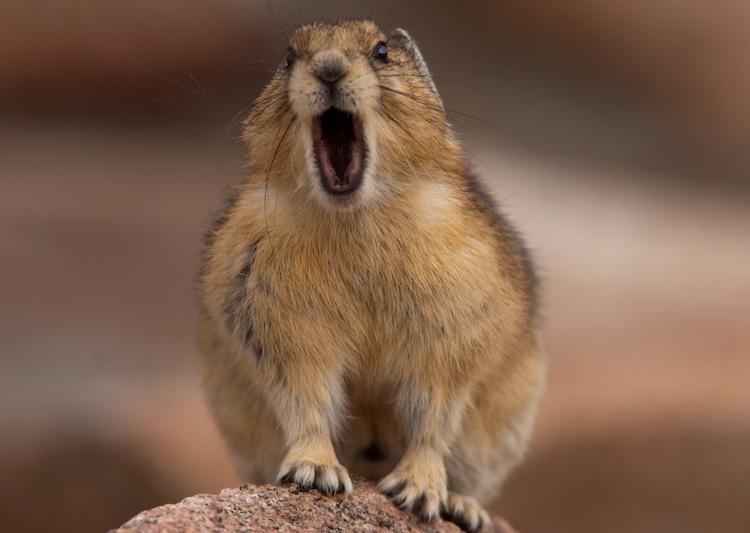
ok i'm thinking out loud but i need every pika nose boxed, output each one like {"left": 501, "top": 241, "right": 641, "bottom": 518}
{"left": 311, "top": 52, "right": 348, "bottom": 85}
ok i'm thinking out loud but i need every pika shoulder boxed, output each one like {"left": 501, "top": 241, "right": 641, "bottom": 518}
{"left": 199, "top": 20, "right": 545, "bottom": 532}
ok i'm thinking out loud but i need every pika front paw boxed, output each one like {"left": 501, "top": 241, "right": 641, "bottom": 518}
{"left": 378, "top": 455, "right": 448, "bottom": 522}
{"left": 442, "top": 492, "right": 491, "bottom": 532}
{"left": 278, "top": 459, "right": 353, "bottom": 495}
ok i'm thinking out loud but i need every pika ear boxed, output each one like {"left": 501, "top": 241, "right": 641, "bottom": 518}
{"left": 388, "top": 28, "right": 440, "bottom": 97}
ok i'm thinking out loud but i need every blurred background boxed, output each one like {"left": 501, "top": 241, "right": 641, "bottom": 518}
{"left": 2, "top": 1, "right": 749, "bottom": 532}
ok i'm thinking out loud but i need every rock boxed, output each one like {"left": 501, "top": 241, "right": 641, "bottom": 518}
{"left": 113, "top": 478, "right": 517, "bottom": 532}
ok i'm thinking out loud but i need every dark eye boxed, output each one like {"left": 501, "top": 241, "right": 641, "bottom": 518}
{"left": 373, "top": 41, "right": 388, "bottom": 62}
{"left": 285, "top": 47, "right": 298, "bottom": 69}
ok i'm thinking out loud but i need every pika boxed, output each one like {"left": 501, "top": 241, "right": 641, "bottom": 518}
{"left": 199, "top": 20, "right": 545, "bottom": 532}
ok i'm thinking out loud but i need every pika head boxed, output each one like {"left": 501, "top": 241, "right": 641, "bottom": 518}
{"left": 243, "top": 20, "right": 459, "bottom": 211}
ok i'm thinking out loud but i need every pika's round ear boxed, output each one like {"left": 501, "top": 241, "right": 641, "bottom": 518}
{"left": 388, "top": 28, "right": 413, "bottom": 48}
{"left": 387, "top": 28, "right": 439, "bottom": 97}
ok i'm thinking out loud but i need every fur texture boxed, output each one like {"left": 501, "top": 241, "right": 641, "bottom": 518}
{"left": 199, "top": 20, "right": 545, "bottom": 532}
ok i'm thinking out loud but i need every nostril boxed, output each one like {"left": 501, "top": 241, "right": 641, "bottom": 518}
{"left": 315, "top": 65, "right": 345, "bottom": 84}
{"left": 311, "top": 54, "right": 348, "bottom": 85}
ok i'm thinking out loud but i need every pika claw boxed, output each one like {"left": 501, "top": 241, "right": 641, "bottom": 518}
{"left": 378, "top": 471, "right": 445, "bottom": 523}
{"left": 382, "top": 480, "right": 405, "bottom": 498}
{"left": 278, "top": 460, "right": 352, "bottom": 496}
{"left": 442, "top": 492, "right": 491, "bottom": 532}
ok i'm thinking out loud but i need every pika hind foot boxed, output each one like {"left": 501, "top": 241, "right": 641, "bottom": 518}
{"left": 441, "top": 492, "right": 491, "bottom": 532}
{"left": 278, "top": 458, "right": 353, "bottom": 495}
{"left": 378, "top": 450, "right": 448, "bottom": 522}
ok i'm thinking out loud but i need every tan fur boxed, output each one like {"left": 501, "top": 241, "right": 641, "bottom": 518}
{"left": 199, "top": 20, "right": 545, "bottom": 532}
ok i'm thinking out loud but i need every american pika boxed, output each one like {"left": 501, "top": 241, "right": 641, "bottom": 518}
{"left": 199, "top": 20, "right": 545, "bottom": 532}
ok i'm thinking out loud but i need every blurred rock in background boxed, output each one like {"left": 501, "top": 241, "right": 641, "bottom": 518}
{"left": 1, "top": 1, "right": 748, "bottom": 532}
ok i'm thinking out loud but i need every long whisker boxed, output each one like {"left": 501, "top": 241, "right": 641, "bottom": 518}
{"left": 266, "top": 0, "right": 289, "bottom": 42}
{"left": 183, "top": 105, "right": 250, "bottom": 141}
{"left": 379, "top": 104, "right": 453, "bottom": 177}
{"left": 136, "top": 60, "right": 196, "bottom": 95}
{"left": 138, "top": 60, "right": 249, "bottom": 106}
{"left": 154, "top": 83, "right": 226, "bottom": 103}
{"left": 230, "top": 0, "right": 283, "bottom": 55}
{"left": 378, "top": 72, "right": 479, "bottom": 92}
{"left": 377, "top": 81, "right": 535, "bottom": 174}
{"left": 264, "top": 116, "right": 295, "bottom": 237}
{"left": 245, "top": 65, "right": 277, "bottom": 74}
{"left": 450, "top": 115, "right": 527, "bottom": 171}
{"left": 378, "top": 84, "right": 444, "bottom": 113}
{"left": 380, "top": 0, "right": 401, "bottom": 30}
{"left": 378, "top": 84, "right": 527, "bottom": 135}
{"left": 411, "top": 18, "right": 471, "bottom": 41}
{"left": 386, "top": 6, "right": 428, "bottom": 31}
{"left": 188, "top": 74, "right": 248, "bottom": 105}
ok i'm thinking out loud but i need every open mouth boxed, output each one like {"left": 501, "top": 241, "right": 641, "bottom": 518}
{"left": 312, "top": 108, "right": 366, "bottom": 196}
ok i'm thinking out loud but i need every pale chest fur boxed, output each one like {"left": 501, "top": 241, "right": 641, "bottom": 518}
{"left": 229, "top": 180, "right": 520, "bottom": 376}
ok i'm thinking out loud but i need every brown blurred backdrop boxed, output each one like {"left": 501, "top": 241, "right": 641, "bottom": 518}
{"left": 1, "top": 1, "right": 749, "bottom": 532}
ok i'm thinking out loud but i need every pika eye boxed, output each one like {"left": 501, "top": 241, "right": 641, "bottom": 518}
{"left": 285, "top": 48, "right": 298, "bottom": 69}
{"left": 373, "top": 41, "right": 388, "bottom": 62}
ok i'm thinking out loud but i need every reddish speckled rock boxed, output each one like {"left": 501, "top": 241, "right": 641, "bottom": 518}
{"left": 113, "top": 479, "right": 516, "bottom": 532}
